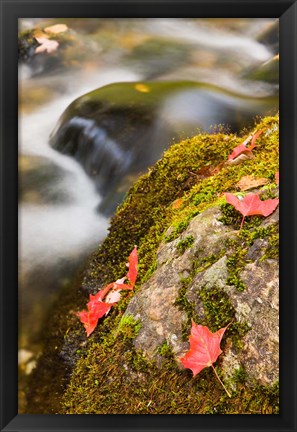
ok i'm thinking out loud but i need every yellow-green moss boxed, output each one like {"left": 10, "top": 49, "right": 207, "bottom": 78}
{"left": 115, "top": 315, "right": 141, "bottom": 339}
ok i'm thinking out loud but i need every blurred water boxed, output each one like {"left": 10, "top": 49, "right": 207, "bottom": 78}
{"left": 19, "top": 68, "right": 140, "bottom": 347}
{"left": 18, "top": 18, "right": 278, "bottom": 353}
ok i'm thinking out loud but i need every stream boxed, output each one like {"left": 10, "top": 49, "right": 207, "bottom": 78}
{"left": 18, "top": 18, "right": 278, "bottom": 364}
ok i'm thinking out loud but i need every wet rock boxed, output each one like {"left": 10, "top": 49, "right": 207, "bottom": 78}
{"left": 245, "top": 238, "right": 268, "bottom": 261}
{"left": 18, "top": 25, "right": 86, "bottom": 77}
{"left": 18, "top": 30, "right": 40, "bottom": 62}
{"left": 19, "top": 154, "right": 74, "bottom": 204}
{"left": 256, "top": 21, "right": 279, "bottom": 54}
{"left": 50, "top": 81, "right": 277, "bottom": 215}
{"left": 125, "top": 37, "right": 192, "bottom": 79}
{"left": 244, "top": 54, "right": 279, "bottom": 84}
{"left": 158, "top": 207, "right": 235, "bottom": 268}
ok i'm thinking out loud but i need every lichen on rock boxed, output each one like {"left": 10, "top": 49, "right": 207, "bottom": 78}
{"left": 125, "top": 198, "right": 279, "bottom": 389}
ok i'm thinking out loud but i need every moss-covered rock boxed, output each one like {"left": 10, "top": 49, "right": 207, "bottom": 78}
{"left": 26, "top": 114, "right": 279, "bottom": 414}
{"left": 125, "top": 201, "right": 279, "bottom": 387}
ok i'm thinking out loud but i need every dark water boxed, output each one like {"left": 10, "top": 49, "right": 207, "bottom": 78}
{"left": 18, "top": 18, "right": 278, "bottom": 364}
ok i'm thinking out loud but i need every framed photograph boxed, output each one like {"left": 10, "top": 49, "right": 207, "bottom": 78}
{"left": 1, "top": 1, "right": 296, "bottom": 431}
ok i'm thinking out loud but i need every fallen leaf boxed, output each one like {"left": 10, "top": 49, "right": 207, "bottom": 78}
{"left": 77, "top": 300, "right": 115, "bottom": 337}
{"left": 225, "top": 192, "right": 279, "bottom": 229}
{"left": 77, "top": 283, "right": 117, "bottom": 336}
{"left": 35, "top": 37, "right": 59, "bottom": 54}
{"left": 77, "top": 247, "right": 138, "bottom": 337}
{"left": 105, "top": 290, "right": 122, "bottom": 304}
{"left": 180, "top": 321, "right": 232, "bottom": 397}
{"left": 126, "top": 245, "right": 138, "bottom": 287}
{"left": 195, "top": 164, "right": 223, "bottom": 180}
{"left": 134, "top": 83, "right": 150, "bottom": 93}
{"left": 237, "top": 175, "right": 268, "bottom": 191}
{"left": 76, "top": 310, "right": 98, "bottom": 338}
{"left": 226, "top": 152, "right": 254, "bottom": 166}
{"left": 228, "top": 130, "right": 263, "bottom": 161}
{"left": 250, "top": 129, "right": 263, "bottom": 146}
{"left": 33, "top": 29, "right": 49, "bottom": 39}
{"left": 172, "top": 198, "right": 183, "bottom": 210}
{"left": 44, "top": 24, "right": 68, "bottom": 34}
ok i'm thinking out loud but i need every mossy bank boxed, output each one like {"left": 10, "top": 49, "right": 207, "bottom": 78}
{"left": 26, "top": 114, "right": 279, "bottom": 414}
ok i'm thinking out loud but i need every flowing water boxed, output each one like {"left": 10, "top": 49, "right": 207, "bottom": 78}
{"left": 18, "top": 18, "right": 278, "bottom": 360}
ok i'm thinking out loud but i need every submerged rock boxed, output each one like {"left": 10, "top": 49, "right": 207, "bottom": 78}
{"left": 19, "top": 154, "right": 74, "bottom": 204}
{"left": 50, "top": 80, "right": 277, "bottom": 214}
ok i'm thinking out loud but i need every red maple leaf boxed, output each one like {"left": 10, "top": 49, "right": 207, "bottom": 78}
{"left": 126, "top": 245, "right": 138, "bottom": 288}
{"left": 225, "top": 192, "right": 279, "bottom": 230}
{"left": 228, "top": 130, "right": 263, "bottom": 161}
{"left": 76, "top": 246, "right": 138, "bottom": 337}
{"left": 181, "top": 321, "right": 232, "bottom": 397}
{"left": 76, "top": 310, "right": 98, "bottom": 338}
{"left": 76, "top": 283, "right": 117, "bottom": 337}
{"left": 76, "top": 301, "right": 114, "bottom": 337}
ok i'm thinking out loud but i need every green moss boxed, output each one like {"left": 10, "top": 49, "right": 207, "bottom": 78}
{"left": 115, "top": 315, "right": 141, "bottom": 340}
{"left": 240, "top": 224, "right": 276, "bottom": 246}
{"left": 260, "top": 232, "right": 279, "bottom": 261}
{"left": 232, "top": 366, "right": 249, "bottom": 384}
{"left": 165, "top": 219, "right": 191, "bottom": 242}
{"left": 226, "top": 249, "right": 248, "bottom": 292}
{"left": 174, "top": 276, "right": 194, "bottom": 320}
{"left": 193, "top": 252, "right": 226, "bottom": 274}
{"left": 218, "top": 202, "right": 242, "bottom": 226}
{"left": 198, "top": 286, "right": 235, "bottom": 330}
{"left": 157, "top": 341, "right": 174, "bottom": 358}
{"left": 176, "top": 235, "right": 195, "bottom": 254}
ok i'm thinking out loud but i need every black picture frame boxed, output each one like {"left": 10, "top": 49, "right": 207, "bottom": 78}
{"left": 1, "top": 1, "right": 296, "bottom": 431}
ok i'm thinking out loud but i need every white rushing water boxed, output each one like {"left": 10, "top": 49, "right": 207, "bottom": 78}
{"left": 19, "top": 68, "right": 140, "bottom": 274}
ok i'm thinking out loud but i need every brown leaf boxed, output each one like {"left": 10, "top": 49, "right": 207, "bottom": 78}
{"left": 237, "top": 175, "right": 268, "bottom": 191}
{"left": 172, "top": 198, "right": 183, "bottom": 209}
{"left": 44, "top": 24, "right": 68, "bottom": 34}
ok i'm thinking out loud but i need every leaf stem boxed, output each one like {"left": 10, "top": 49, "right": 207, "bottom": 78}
{"left": 240, "top": 215, "right": 245, "bottom": 231}
{"left": 211, "top": 365, "right": 231, "bottom": 398}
